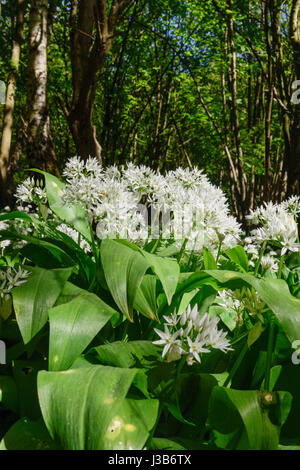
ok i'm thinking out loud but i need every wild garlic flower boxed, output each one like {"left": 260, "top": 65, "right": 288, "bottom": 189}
{"left": 0, "top": 267, "right": 30, "bottom": 301}
{"left": 0, "top": 221, "right": 11, "bottom": 254}
{"left": 61, "top": 158, "right": 242, "bottom": 252}
{"left": 281, "top": 195, "right": 300, "bottom": 217}
{"left": 246, "top": 200, "right": 300, "bottom": 256}
{"left": 215, "top": 289, "right": 241, "bottom": 311}
{"left": 260, "top": 254, "right": 279, "bottom": 273}
{"left": 153, "top": 304, "right": 232, "bottom": 365}
{"left": 56, "top": 224, "right": 91, "bottom": 253}
{"left": 15, "top": 177, "right": 47, "bottom": 205}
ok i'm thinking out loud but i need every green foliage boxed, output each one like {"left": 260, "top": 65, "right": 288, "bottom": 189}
{"left": 0, "top": 171, "right": 300, "bottom": 450}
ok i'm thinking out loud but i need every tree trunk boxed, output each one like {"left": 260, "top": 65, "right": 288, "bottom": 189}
{"left": 65, "top": 0, "right": 132, "bottom": 162}
{"left": 10, "top": 0, "right": 58, "bottom": 176}
{"left": 25, "top": 0, "right": 57, "bottom": 172}
{"left": 0, "top": 0, "right": 25, "bottom": 206}
{"left": 289, "top": 0, "right": 300, "bottom": 193}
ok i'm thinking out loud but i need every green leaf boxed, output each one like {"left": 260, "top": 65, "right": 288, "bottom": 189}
{"left": 93, "top": 341, "right": 161, "bottom": 368}
{"left": 177, "top": 289, "right": 198, "bottom": 315}
{"left": 140, "top": 251, "right": 180, "bottom": 305}
{"left": 248, "top": 321, "right": 264, "bottom": 348}
{"left": 206, "top": 270, "right": 300, "bottom": 343}
{"left": 0, "top": 418, "right": 59, "bottom": 450}
{"left": 0, "top": 211, "right": 33, "bottom": 223}
{"left": 33, "top": 170, "right": 91, "bottom": 242}
{"left": 203, "top": 247, "right": 217, "bottom": 269}
{"left": 225, "top": 246, "right": 248, "bottom": 272}
{"left": 100, "top": 240, "right": 149, "bottom": 321}
{"left": 38, "top": 365, "right": 159, "bottom": 450}
{"left": 133, "top": 275, "right": 158, "bottom": 320}
{"left": 12, "top": 266, "right": 73, "bottom": 344}
{"left": 148, "top": 437, "right": 186, "bottom": 450}
{"left": 209, "top": 387, "right": 292, "bottom": 450}
{"left": 48, "top": 285, "right": 116, "bottom": 371}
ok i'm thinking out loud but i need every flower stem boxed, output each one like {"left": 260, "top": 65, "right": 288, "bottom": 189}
{"left": 277, "top": 254, "right": 284, "bottom": 279}
{"left": 223, "top": 340, "right": 248, "bottom": 387}
{"left": 254, "top": 241, "right": 267, "bottom": 276}
{"left": 216, "top": 241, "right": 222, "bottom": 264}
{"left": 264, "top": 319, "right": 276, "bottom": 392}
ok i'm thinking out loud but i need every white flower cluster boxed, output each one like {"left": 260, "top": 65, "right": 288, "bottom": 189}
{"left": 153, "top": 304, "right": 232, "bottom": 365}
{"left": 215, "top": 287, "right": 268, "bottom": 323}
{"left": 15, "top": 177, "right": 47, "bottom": 205}
{"left": 215, "top": 289, "right": 241, "bottom": 311}
{"left": 0, "top": 221, "right": 11, "bottom": 254}
{"left": 61, "top": 157, "right": 241, "bottom": 252}
{"left": 56, "top": 224, "right": 91, "bottom": 253}
{"left": 245, "top": 197, "right": 300, "bottom": 259}
{"left": 0, "top": 266, "right": 30, "bottom": 301}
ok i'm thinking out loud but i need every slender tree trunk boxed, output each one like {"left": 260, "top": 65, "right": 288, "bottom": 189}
{"left": 226, "top": 1, "right": 247, "bottom": 218}
{"left": 289, "top": 0, "right": 300, "bottom": 193}
{"left": 0, "top": 0, "right": 25, "bottom": 206}
{"left": 11, "top": 0, "right": 57, "bottom": 175}
{"left": 64, "top": 0, "right": 132, "bottom": 162}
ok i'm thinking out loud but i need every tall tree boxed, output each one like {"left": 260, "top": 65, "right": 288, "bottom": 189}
{"left": 0, "top": 0, "right": 25, "bottom": 205}
{"left": 289, "top": 0, "right": 300, "bottom": 194}
{"left": 61, "top": 0, "right": 133, "bottom": 161}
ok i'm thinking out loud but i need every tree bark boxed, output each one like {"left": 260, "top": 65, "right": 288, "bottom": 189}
{"left": 65, "top": 0, "right": 133, "bottom": 162}
{"left": 289, "top": 0, "right": 300, "bottom": 194}
{"left": 11, "top": 0, "right": 58, "bottom": 175}
{"left": 0, "top": 0, "right": 25, "bottom": 206}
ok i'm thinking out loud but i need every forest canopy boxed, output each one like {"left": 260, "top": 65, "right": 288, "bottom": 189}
{"left": 0, "top": 0, "right": 300, "bottom": 218}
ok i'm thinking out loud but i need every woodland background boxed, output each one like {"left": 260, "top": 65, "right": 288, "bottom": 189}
{"left": 0, "top": 0, "right": 300, "bottom": 222}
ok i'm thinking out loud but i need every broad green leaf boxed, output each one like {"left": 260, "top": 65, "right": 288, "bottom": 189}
{"left": 12, "top": 267, "right": 73, "bottom": 344}
{"left": 225, "top": 246, "right": 248, "bottom": 272}
{"left": 148, "top": 437, "right": 186, "bottom": 450}
{"left": 203, "top": 247, "right": 217, "bottom": 269}
{"left": 206, "top": 270, "right": 300, "bottom": 343}
{"left": 93, "top": 341, "right": 161, "bottom": 368}
{"left": 48, "top": 286, "right": 116, "bottom": 371}
{"left": 140, "top": 251, "right": 180, "bottom": 305}
{"left": 38, "top": 365, "right": 158, "bottom": 450}
{"left": 0, "top": 211, "right": 33, "bottom": 223}
{"left": 0, "top": 418, "right": 59, "bottom": 450}
{"left": 209, "top": 387, "right": 292, "bottom": 450}
{"left": 133, "top": 275, "right": 158, "bottom": 320}
{"left": 248, "top": 321, "right": 264, "bottom": 347}
{"left": 33, "top": 170, "right": 91, "bottom": 242}
{"left": 104, "top": 398, "right": 158, "bottom": 450}
{"left": 177, "top": 289, "right": 198, "bottom": 315}
{"left": 209, "top": 305, "right": 237, "bottom": 331}
{"left": 100, "top": 240, "right": 149, "bottom": 321}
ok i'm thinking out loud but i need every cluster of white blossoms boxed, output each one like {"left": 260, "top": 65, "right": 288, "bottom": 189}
{"left": 245, "top": 196, "right": 300, "bottom": 260}
{"left": 215, "top": 288, "right": 268, "bottom": 322}
{"left": 0, "top": 266, "right": 30, "bottom": 301}
{"left": 15, "top": 177, "right": 47, "bottom": 205}
{"left": 153, "top": 304, "right": 232, "bottom": 365}
{"left": 56, "top": 224, "right": 91, "bottom": 253}
{"left": 0, "top": 221, "right": 11, "bottom": 254}
{"left": 61, "top": 157, "right": 242, "bottom": 252}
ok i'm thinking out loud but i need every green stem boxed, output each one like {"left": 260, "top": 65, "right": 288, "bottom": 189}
{"left": 223, "top": 340, "right": 248, "bottom": 387}
{"left": 254, "top": 241, "right": 267, "bottom": 276}
{"left": 264, "top": 319, "right": 276, "bottom": 392}
{"left": 176, "top": 356, "right": 186, "bottom": 380}
{"left": 216, "top": 241, "right": 222, "bottom": 264}
{"left": 277, "top": 254, "right": 284, "bottom": 279}
{"left": 177, "top": 238, "right": 188, "bottom": 264}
